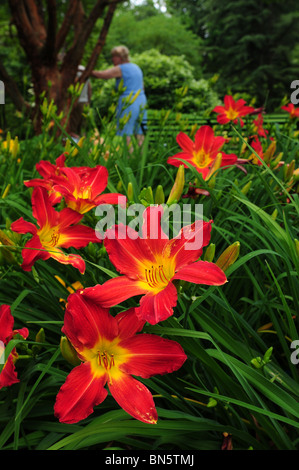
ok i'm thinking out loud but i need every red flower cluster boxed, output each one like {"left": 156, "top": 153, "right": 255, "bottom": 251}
{"left": 8, "top": 150, "right": 228, "bottom": 425}
{"left": 54, "top": 204, "right": 226, "bottom": 424}
{"left": 12, "top": 155, "right": 123, "bottom": 273}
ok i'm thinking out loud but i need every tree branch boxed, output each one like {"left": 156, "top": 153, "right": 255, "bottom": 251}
{"left": 24, "top": 0, "right": 47, "bottom": 42}
{"left": 80, "top": 2, "right": 120, "bottom": 84}
{"left": 43, "top": 0, "right": 57, "bottom": 62}
{"left": 8, "top": 0, "right": 45, "bottom": 54}
{"left": 55, "top": 0, "right": 81, "bottom": 53}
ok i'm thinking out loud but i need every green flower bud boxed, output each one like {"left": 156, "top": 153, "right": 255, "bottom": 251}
{"left": 216, "top": 241, "right": 240, "bottom": 271}
{"left": 60, "top": 336, "right": 81, "bottom": 366}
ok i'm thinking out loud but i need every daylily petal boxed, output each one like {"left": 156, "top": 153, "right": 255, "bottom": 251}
{"left": 54, "top": 362, "right": 108, "bottom": 424}
{"left": 49, "top": 248, "right": 86, "bottom": 274}
{"left": 142, "top": 205, "right": 169, "bottom": 241}
{"left": 0, "top": 354, "right": 19, "bottom": 389}
{"left": 82, "top": 277, "right": 148, "bottom": 308}
{"left": 104, "top": 224, "right": 155, "bottom": 277}
{"left": 0, "top": 304, "right": 14, "bottom": 343}
{"left": 167, "top": 154, "right": 194, "bottom": 168}
{"left": 221, "top": 152, "right": 238, "bottom": 166}
{"left": 13, "top": 327, "right": 29, "bottom": 340}
{"left": 57, "top": 208, "right": 83, "bottom": 230}
{"left": 136, "top": 282, "right": 178, "bottom": 324}
{"left": 194, "top": 125, "right": 225, "bottom": 155}
{"left": 173, "top": 260, "right": 227, "bottom": 285}
{"left": 11, "top": 217, "right": 37, "bottom": 235}
{"left": 83, "top": 165, "right": 108, "bottom": 197}
{"left": 108, "top": 372, "right": 158, "bottom": 424}
{"left": 119, "top": 334, "right": 187, "bottom": 378}
{"left": 32, "top": 187, "right": 58, "bottom": 229}
{"left": 169, "top": 220, "right": 212, "bottom": 270}
{"left": 116, "top": 308, "right": 146, "bottom": 340}
{"left": 176, "top": 132, "right": 194, "bottom": 153}
{"left": 20, "top": 235, "right": 51, "bottom": 271}
{"left": 59, "top": 224, "right": 101, "bottom": 249}
{"left": 63, "top": 292, "right": 117, "bottom": 352}
{"left": 94, "top": 192, "right": 126, "bottom": 206}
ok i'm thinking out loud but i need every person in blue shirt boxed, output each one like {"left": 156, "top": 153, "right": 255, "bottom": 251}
{"left": 91, "top": 45, "right": 147, "bottom": 151}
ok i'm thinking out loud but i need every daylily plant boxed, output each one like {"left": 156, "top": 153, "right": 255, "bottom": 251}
{"left": 11, "top": 186, "right": 100, "bottom": 273}
{"left": 0, "top": 305, "right": 29, "bottom": 389}
{"left": 81, "top": 205, "right": 227, "bottom": 324}
{"left": 54, "top": 293, "right": 187, "bottom": 424}
{"left": 213, "top": 95, "right": 255, "bottom": 127}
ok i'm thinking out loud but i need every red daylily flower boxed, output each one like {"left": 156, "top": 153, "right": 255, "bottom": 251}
{"left": 248, "top": 138, "right": 264, "bottom": 166}
{"left": 167, "top": 125, "right": 238, "bottom": 179}
{"left": 252, "top": 114, "right": 268, "bottom": 138}
{"left": 0, "top": 305, "right": 29, "bottom": 389}
{"left": 281, "top": 103, "right": 299, "bottom": 119}
{"left": 213, "top": 95, "right": 255, "bottom": 127}
{"left": 81, "top": 205, "right": 227, "bottom": 325}
{"left": 54, "top": 293, "right": 187, "bottom": 424}
{"left": 11, "top": 186, "right": 100, "bottom": 274}
{"left": 51, "top": 165, "right": 125, "bottom": 214}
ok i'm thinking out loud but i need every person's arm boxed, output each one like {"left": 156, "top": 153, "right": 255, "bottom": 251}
{"left": 91, "top": 66, "right": 122, "bottom": 80}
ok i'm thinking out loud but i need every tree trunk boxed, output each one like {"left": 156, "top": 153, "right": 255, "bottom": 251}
{"left": 7, "top": 0, "right": 122, "bottom": 134}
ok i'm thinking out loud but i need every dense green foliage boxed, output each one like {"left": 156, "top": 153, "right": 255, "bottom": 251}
{"left": 166, "top": 0, "right": 299, "bottom": 110}
{"left": 0, "top": 92, "right": 298, "bottom": 450}
{"left": 0, "top": 0, "right": 298, "bottom": 453}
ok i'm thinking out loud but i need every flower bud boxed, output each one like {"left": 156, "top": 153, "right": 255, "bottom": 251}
{"left": 204, "top": 243, "right": 215, "bottom": 262}
{"left": 167, "top": 165, "right": 185, "bottom": 205}
{"left": 11, "top": 137, "right": 19, "bottom": 159}
{"left": 127, "top": 182, "right": 134, "bottom": 202}
{"left": 241, "top": 180, "right": 252, "bottom": 195}
{"left": 155, "top": 185, "right": 165, "bottom": 205}
{"left": 216, "top": 241, "right": 240, "bottom": 271}
{"left": 264, "top": 140, "right": 276, "bottom": 163}
{"left": 60, "top": 336, "right": 81, "bottom": 366}
{"left": 284, "top": 160, "right": 296, "bottom": 181}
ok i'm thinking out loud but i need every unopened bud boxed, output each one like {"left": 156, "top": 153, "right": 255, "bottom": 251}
{"left": 285, "top": 160, "right": 296, "bottom": 181}
{"left": 264, "top": 141, "right": 277, "bottom": 163}
{"left": 155, "top": 185, "right": 165, "bottom": 204}
{"left": 271, "top": 152, "right": 283, "bottom": 168}
{"left": 167, "top": 165, "right": 185, "bottom": 205}
{"left": 204, "top": 243, "right": 215, "bottom": 262}
{"left": 241, "top": 180, "right": 252, "bottom": 195}
{"left": 60, "top": 336, "right": 80, "bottom": 366}
{"left": 35, "top": 328, "right": 45, "bottom": 344}
{"left": 216, "top": 241, "right": 240, "bottom": 271}
{"left": 127, "top": 182, "right": 134, "bottom": 202}
{"left": 11, "top": 137, "right": 19, "bottom": 158}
